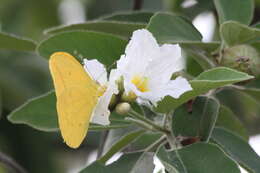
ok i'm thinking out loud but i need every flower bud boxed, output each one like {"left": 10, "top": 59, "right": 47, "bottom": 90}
{"left": 220, "top": 45, "right": 260, "bottom": 75}
{"left": 116, "top": 76, "right": 124, "bottom": 93}
{"left": 109, "top": 94, "right": 118, "bottom": 108}
{"left": 121, "top": 91, "right": 137, "bottom": 102}
{"left": 115, "top": 102, "right": 131, "bottom": 115}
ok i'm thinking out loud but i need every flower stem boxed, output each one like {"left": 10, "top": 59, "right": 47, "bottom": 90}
{"left": 125, "top": 117, "right": 156, "bottom": 132}
{"left": 128, "top": 110, "right": 169, "bottom": 134}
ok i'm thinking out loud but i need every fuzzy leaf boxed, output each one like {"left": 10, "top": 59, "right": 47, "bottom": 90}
{"left": 37, "top": 31, "right": 127, "bottom": 66}
{"left": 157, "top": 143, "right": 240, "bottom": 173}
{"left": 216, "top": 105, "right": 248, "bottom": 140}
{"left": 147, "top": 12, "right": 202, "bottom": 43}
{"left": 212, "top": 127, "right": 260, "bottom": 173}
{"left": 172, "top": 96, "right": 220, "bottom": 142}
{"left": 101, "top": 11, "right": 153, "bottom": 23}
{"left": 80, "top": 152, "right": 155, "bottom": 173}
{"left": 214, "top": 0, "right": 254, "bottom": 25}
{"left": 220, "top": 21, "right": 260, "bottom": 46}
{"left": 0, "top": 32, "right": 36, "bottom": 51}
{"left": 44, "top": 21, "right": 145, "bottom": 38}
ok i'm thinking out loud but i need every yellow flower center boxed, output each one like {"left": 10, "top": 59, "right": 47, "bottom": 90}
{"left": 131, "top": 75, "right": 149, "bottom": 92}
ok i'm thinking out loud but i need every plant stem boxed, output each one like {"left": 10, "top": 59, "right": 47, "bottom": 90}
{"left": 166, "top": 132, "right": 178, "bottom": 149}
{"left": 125, "top": 117, "right": 156, "bottom": 132}
{"left": 164, "top": 112, "right": 179, "bottom": 150}
{"left": 218, "top": 41, "right": 225, "bottom": 63}
{"left": 133, "top": 0, "right": 143, "bottom": 10}
{"left": 145, "top": 135, "right": 167, "bottom": 152}
{"left": 0, "top": 151, "right": 27, "bottom": 173}
{"left": 128, "top": 110, "right": 169, "bottom": 134}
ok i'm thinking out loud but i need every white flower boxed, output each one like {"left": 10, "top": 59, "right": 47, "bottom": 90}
{"left": 116, "top": 29, "right": 192, "bottom": 106}
{"left": 83, "top": 59, "right": 119, "bottom": 125}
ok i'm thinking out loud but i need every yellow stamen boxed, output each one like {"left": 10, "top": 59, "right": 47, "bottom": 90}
{"left": 131, "top": 75, "right": 149, "bottom": 92}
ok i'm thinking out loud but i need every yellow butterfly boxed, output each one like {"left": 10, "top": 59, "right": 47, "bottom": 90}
{"left": 49, "top": 52, "right": 104, "bottom": 148}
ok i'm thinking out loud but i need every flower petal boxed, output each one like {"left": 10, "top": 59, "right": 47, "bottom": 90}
{"left": 90, "top": 69, "right": 119, "bottom": 125}
{"left": 84, "top": 59, "right": 107, "bottom": 85}
{"left": 90, "top": 89, "right": 112, "bottom": 125}
{"left": 163, "top": 77, "right": 192, "bottom": 99}
{"left": 117, "top": 29, "right": 160, "bottom": 77}
{"left": 138, "top": 77, "right": 192, "bottom": 106}
{"left": 146, "top": 44, "right": 184, "bottom": 87}
{"left": 117, "top": 29, "right": 161, "bottom": 93}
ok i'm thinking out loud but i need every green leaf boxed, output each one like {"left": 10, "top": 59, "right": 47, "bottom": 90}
{"left": 8, "top": 91, "right": 58, "bottom": 131}
{"left": 80, "top": 152, "right": 155, "bottom": 173}
{"left": 129, "top": 132, "right": 162, "bottom": 151}
{"left": 157, "top": 143, "right": 240, "bottom": 173}
{"left": 99, "top": 130, "right": 145, "bottom": 163}
{"left": 185, "top": 56, "right": 204, "bottom": 77}
{"left": 242, "top": 87, "right": 260, "bottom": 103}
{"left": 156, "top": 67, "right": 254, "bottom": 113}
{"left": 172, "top": 96, "right": 219, "bottom": 142}
{"left": 216, "top": 88, "right": 260, "bottom": 134}
{"left": 181, "top": 42, "right": 220, "bottom": 54}
{"left": 235, "top": 77, "right": 260, "bottom": 103}
{"left": 216, "top": 105, "right": 248, "bottom": 140}
{"left": 102, "top": 127, "right": 137, "bottom": 153}
{"left": 214, "top": 0, "right": 254, "bottom": 25}
{"left": 0, "top": 32, "right": 36, "bottom": 51}
{"left": 129, "top": 152, "right": 155, "bottom": 173}
{"left": 101, "top": 11, "right": 154, "bottom": 23}
{"left": 212, "top": 127, "right": 260, "bottom": 173}
{"left": 220, "top": 21, "right": 260, "bottom": 46}
{"left": 8, "top": 91, "right": 131, "bottom": 132}
{"left": 181, "top": 42, "right": 220, "bottom": 69}
{"left": 147, "top": 12, "right": 202, "bottom": 43}
{"left": 37, "top": 31, "right": 127, "bottom": 66}
{"left": 44, "top": 21, "right": 146, "bottom": 38}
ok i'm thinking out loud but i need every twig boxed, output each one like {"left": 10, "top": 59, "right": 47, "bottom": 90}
{"left": 0, "top": 151, "right": 27, "bottom": 173}
{"left": 133, "top": 0, "right": 144, "bottom": 10}
{"left": 164, "top": 112, "right": 180, "bottom": 150}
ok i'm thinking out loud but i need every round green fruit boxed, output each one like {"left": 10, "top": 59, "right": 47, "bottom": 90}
{"left": 220, "top": 45, "right": 260, "bottom": 75}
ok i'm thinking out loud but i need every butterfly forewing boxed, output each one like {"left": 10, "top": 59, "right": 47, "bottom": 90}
{"left": 49, "top": 52, "right": 100, "bottom": 148}
{"left": 49, "top": 52, "right": 99, "bottom": 97}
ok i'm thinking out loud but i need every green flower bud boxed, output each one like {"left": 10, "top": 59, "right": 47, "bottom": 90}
{"left": 109, "top": 94, "right": 118, "bottom": 108}
{"left": 121, "top": 91, "right": 137, "bottom": 103}
{"left": 220, "top": 45, "right": 260, "bottom": 75}
{"left": 115, "top": 102, "right": 131, "bottom": 115}
{"left": 116, "top": 76, "right": 124, "bottom": 93}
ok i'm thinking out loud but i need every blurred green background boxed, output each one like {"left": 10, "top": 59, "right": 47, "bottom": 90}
{"left": 0, "top": 0, "right": 260, "bottom": 172}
